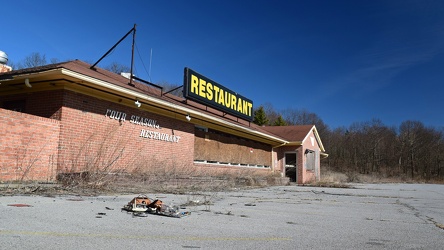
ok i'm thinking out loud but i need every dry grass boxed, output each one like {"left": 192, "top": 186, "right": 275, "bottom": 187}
{"left": 0, "top": 170, "right": 289, "bottom": 197}
{"left": 49, "top": 156, "right": 289, "bottom": 196}
{"left": 49, "top": 124, "right": 288, "bottom": 195}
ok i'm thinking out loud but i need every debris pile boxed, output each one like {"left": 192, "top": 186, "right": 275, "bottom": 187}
{"left": 122, "top": 195, "right": 190, "bottom": 218}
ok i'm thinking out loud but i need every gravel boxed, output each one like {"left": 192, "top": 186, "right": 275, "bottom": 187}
{"left": 1, "top": 183, "right": 443, "bottom": 249}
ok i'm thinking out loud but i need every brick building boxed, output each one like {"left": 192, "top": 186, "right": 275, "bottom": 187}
{"left": 0, "top": 60, "right": 327, "bottom": 184}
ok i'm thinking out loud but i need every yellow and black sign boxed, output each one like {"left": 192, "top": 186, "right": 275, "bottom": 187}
{"left": 183, "top": 68, "right": 253, "bottom": 121}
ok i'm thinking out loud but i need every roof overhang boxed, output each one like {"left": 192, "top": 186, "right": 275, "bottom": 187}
{"left": 1, "top": 67, "right": 288, "bottom": 146}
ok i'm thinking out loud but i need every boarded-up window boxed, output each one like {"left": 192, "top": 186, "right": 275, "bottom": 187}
{"left": 305, "top": 150, "right": 315, "bottom": 171}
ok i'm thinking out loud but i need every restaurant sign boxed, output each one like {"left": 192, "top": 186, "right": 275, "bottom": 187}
{"left": 183, "top": 68, "right": 253, "bottom": 121}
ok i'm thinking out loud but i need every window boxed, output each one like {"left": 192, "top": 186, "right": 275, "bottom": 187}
{"left": 305, "top": 149, "right": 315, "bottom": 171}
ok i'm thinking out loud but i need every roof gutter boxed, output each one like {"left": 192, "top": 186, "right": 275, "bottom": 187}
{"left": 272, "top": 141, "right": 289, "bottom": 149}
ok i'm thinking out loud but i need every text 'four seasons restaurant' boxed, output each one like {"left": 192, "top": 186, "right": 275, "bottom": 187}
{"left": 0, "top": 56, "right": 327, "bottom": 184}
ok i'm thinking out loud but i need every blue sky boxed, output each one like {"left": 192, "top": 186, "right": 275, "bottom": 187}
{"left": 2, "top": 0, "right": 444, "bottom": 129}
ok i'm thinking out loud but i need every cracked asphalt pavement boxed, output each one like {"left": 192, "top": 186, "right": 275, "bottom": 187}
{"left": 1, "top": 183, "right": 443, "bottom": 249}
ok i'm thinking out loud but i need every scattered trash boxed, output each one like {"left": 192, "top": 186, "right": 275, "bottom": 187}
{"left": 66, "top": 198, "right": 84, "bottom": 201}
{"left": 122, "top": 195, "right": 190, "bottom": 218}
{"left": 132, "top": 212, "right": 148, "bottom": 217}
{"left": 121, "top": 195, "right": 163, "bottom": 213}
{"left": 244, "top": 203, "right": 256, "bottom": 206}
{"left": 7, "top": 204, "right": 33, "bottom": 207}
{"left": 105, "top": 207, "right": 114, "bottom": 210}
{"left": 95, "top": 212, "right": 107, "bottom": 218}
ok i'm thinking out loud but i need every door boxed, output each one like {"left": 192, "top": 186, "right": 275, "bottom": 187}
{"left": 284, "top": 153, "right": 297, "bottom": 182}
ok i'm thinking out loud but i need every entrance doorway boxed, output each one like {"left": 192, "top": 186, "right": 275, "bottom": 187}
{"left": 285, "top": 153, "right": 297, "bottom": 182}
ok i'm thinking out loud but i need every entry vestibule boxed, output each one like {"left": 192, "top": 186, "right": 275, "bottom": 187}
{"left": 285, "top": 152, "right": 297, "bottom": 182}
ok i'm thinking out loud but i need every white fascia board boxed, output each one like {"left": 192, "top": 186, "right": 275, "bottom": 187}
{"left": 301, "top": 125, "right": 325, "bottom": 152}
{"left": 61, "top": 69, "right": 288, "bottom": 144}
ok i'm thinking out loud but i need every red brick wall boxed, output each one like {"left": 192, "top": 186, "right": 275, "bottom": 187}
{"left": 0, "top": 109, "right": 60, "bottom": 181}
{"left": 0, "top": 89, "right": 196, "bottom": 181}
{"left": 57, "top": 90, "right": 195, "bottom": 175}
{"left": 300, "top": 131, "right": 321, "bottom": 183}
{"left": 0, "top": 90, "right": 63, "bottom": 119}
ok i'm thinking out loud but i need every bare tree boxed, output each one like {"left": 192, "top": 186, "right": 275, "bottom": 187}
{"left": 324, "top": 118, "right": 444, "bottom": 182}
{"left": 398, "top": 120, "right": 424, "bottom": 179}
{"left": 13, "top": 53, "right": 61, "bottom": 70}
{"left": 157, "top": 81, "right": 183, "bottom": 97}
{"left": 50, "top": 58, "right": 60, "bottom": 64}
{"left": 282, "top": 108, "right": 329, "bottom": 138}
{"left": 16, "top": 52, "right": 47, "bottom": 69}
{"left": 262, "top": 103, "right": 279, "bottom": 125}
{"left": 104, "top": 62, "right": 130, "bottom": 74}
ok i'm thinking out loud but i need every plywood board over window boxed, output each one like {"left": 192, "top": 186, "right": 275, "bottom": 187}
{"left": 194, "top": 128, "right": 271, "bottom": 166}
{"left": 305, "top": 150, "right": 315, "bottom": 171}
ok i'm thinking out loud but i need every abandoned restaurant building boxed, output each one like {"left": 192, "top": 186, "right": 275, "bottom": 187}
{"left": 0, "top": 51, "right": 327, "bottom": 185}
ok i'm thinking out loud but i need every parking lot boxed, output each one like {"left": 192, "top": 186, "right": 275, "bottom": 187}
{"left": 1, "top": 183, "right": 443, "bottom": 249}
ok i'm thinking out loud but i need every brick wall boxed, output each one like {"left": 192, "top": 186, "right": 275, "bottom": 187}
{"left": 0, "top": 89, "right": 196, "bottom": 181}
{"left": 57, "top": 90, "right": 195, "bottom": 175}
{"left": 0, "top": 90, "right": 63, "bottom": 119}
{"left": 0, "top": 109, "right": 60, "bottom": 182}
{"left": 1, "top": 88, "right": 282, "bottom": 182}
{"left": 300, "top": 131, "right": 321, "bottom": 183}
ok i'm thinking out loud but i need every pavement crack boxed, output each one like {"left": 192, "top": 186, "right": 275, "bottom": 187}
{"left": 395, "top": 199, "right": 443, "bottom": 230}
{"left": 426, "top": 216, "right": 444, "bottom": 231}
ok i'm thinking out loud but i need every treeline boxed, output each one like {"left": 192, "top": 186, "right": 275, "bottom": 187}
{"left": 254, "top": 104, "right": 444, "bottom": 182}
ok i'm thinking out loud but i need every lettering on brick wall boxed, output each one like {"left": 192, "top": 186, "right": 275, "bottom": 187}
{"left": 139, "top": 129, "right": 181, "bottom": 143}
{"left": 105, "top": 109, "right": 160, "bottom": 129}
{"left": 105, "top": 109, "right": 127, "bottom": 122}
{"left": 105, "top": 109, "right": 180, "bottom": 143}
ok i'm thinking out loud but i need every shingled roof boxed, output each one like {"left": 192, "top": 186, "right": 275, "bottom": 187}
{"left": 262, "top": 125, "right": 326, "bottom": 153}
{"left": 0, "top": 60, "right": 163, "bottom": 95}
{"left": 262, "top": 125, "right": 315, "bottom": 142}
